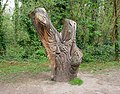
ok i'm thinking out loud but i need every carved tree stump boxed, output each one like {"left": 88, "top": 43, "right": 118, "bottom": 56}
{"left": 30, "top": 8, "right": 83, "bottom": 82}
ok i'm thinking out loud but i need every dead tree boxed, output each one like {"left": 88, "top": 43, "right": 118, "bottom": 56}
{"left": 30, "top": 8, "right": 83, "bottom": 82}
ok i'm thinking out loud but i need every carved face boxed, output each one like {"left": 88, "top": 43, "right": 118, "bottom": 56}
{"left": 30, "top": 8, "right": 51, "bottom": 41}
{"left": 30, "top": 8, "right": 49, "bottom": 27}
{"left": 35, "top": 8, "right": 49, "bottom": 25}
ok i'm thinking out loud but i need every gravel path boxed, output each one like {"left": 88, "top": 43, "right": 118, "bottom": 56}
{"left": 0, "top": 69, "right": 120, "bottom": 94}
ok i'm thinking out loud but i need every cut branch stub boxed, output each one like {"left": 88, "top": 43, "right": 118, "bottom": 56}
{"left": 30, "top": 8, "right": 83, "bottom": 82}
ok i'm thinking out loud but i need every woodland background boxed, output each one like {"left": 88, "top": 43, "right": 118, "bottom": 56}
{"left": 0, "top": 0, "right": 120, "bottom": 63}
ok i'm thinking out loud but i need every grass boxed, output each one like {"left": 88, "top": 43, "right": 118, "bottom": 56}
{"left": 0, "top": 60, "right": 50, "bottom": 82}
{"left": 0, "top": 59, "right": 120, "bottom": 82}
{"left": 69, "top": 77, "right": 83, "bottom": 85}
{"left": 80, "top": 61, "right": 120, "bottom": 73}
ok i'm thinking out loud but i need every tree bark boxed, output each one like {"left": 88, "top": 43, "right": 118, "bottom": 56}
{"left": 30, "top": 8, "right": 83, "bottom": 82}
{"left": 89, "top": 0, "right": 98, "bottom": 45}
{"left": 14, "top": 0, "right": 19, "bottom": 41}
{"left": 114, "top": 0, "right": 119, "bottom": 61}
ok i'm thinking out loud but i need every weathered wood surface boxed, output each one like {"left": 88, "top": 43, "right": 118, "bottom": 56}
{"left": 30, "top": 8, "right": 83, "bottom": 82}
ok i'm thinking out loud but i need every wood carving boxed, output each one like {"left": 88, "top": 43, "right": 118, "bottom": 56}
{"left": 30, "top": 8, "right": 83, "bottom": 82}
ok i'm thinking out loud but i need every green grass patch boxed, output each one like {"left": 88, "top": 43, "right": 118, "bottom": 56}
{"left": 0, "top": 60, "right": 50, "bottom": 82}
{"left": 69, "top": 77, "right": 83, "bottom": 85}
{"left": 80, "top": 61, "right": 120, "bottom": 73}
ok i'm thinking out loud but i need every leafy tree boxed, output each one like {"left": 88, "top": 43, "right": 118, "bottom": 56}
{"left": 113, "top": 0, "right": 119, "bottom": 61}
{"left": 14, "top": 0, "right": 19, "bottom": 41}
{"left": 0, "top": 0, "right": 8, "bottom": 56}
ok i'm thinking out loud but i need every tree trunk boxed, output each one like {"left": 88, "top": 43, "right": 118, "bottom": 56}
{"left": 14, "top": 0, "right": 19, "bottom": 41}
{"left": 89, "top": 0, "right": 98, "bottom": 45}
{"left": 30, "top": 8, "right": 83, "bottom": 82}
{"left": 0, "top": 0, "right": 8, "bottom": 55}
{"left": 114, "top": 0, "right": 119, "bottom": 61}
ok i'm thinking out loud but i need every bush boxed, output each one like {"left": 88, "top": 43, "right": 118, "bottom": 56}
{"left": 83, "top": 44, "right": 114, "bottom": 62}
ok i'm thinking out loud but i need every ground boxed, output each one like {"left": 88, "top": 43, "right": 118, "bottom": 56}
{"left": 0, "top": 68, "right": 120, "bottom": 94}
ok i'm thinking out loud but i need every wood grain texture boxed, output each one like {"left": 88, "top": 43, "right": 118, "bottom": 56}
{"left": 30, "top": 8, "right": 83, "bottom": 82}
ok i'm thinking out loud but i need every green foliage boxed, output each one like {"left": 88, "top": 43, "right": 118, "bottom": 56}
{"left": 83, "top": 44, "right": 114, "bottom": 62}
{"left": 50, "top": 0, "right": 71, "bottom": 32}
{"left": 69, "top": 78, "right": 83, "bottom": 85}
{"left": 29, "top": 47, "right": 48, "bottom": 63}
{"left": 0, "top": 0, "right": 120, "bottom": 63}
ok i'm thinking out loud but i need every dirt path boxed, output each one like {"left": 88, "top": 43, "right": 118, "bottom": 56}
{"left": 0, "top": 69, "right": 120, "bottom": 94}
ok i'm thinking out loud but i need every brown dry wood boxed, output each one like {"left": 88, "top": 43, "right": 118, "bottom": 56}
{"left": 30, "top": 8, "right": 83, "bottom": 82}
